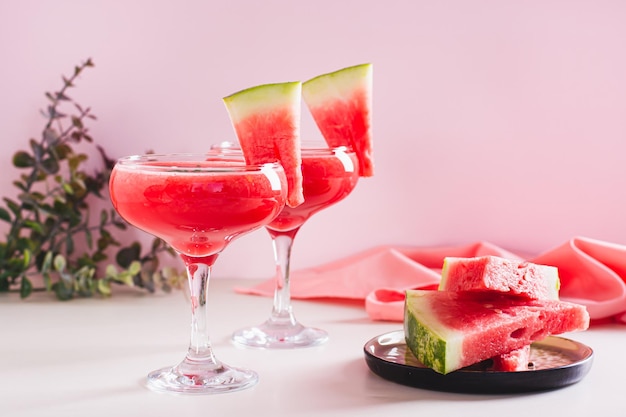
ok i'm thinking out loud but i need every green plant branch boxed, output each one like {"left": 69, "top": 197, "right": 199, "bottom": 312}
{"left": 0, "top": 58, "right": 184, "bottom": 300}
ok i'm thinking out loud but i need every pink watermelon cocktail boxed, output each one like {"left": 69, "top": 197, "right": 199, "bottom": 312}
{"left": 110, "top": 156, "right": 287, "bottom": 260}
{"left": 266, "top": 146, "right": 359, "bottom": 235}
{"left": 231, "top": 145, "right": 360, "bottom": 348}
{"left": 109, "top": 153, "right": 288, "bottom": 394}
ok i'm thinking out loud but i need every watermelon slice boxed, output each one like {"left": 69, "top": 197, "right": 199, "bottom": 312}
{"left": 440, "top": 256, "right": 560, "bottom": 301}
{"left": 302, "top": 63, "right": 374, "bottom": 177}
{"left": 404, "top": 290, "right": 589, "bottom": 374}
{"left": 439, "top": 255, "right": 561, "bottom": 371}
{"left": 223, "top": 81, "right": 304, "bottom": 207}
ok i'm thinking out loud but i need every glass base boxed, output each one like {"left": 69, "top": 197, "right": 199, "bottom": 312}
{"left": 232, "top": 321, "right": 329, "bottom": 349}
{"left": 146, "top": 363, "right": 258, "bottom": 395}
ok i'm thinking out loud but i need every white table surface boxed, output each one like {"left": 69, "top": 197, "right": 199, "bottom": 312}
{"left": 0, "top": 278, "right": 621, "bottom": 417}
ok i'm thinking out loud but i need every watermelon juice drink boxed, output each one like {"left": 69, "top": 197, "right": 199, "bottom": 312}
{"left": 109, "top": 153, "right": 287, "bottom": 394}
{"left": 266, "top": 146, "right": 359, "bottom": 234}
{"left": 110, "top": 157, "right": 286, "bottom": 259}
{"left": 232, "top": 146, "right": 359, "bottom": 349}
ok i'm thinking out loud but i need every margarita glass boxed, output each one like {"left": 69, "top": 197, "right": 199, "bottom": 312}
{"left": 109, "top": 153, "right": 286, "bottom": 394}
{"left": 229, "top": 144, "right": 360, "bottom": 348}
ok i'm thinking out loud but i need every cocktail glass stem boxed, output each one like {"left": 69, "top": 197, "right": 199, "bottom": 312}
{"left": 178, "top": 256, "right": 218, "bottom": 372}
{"left": 147, "top": 254, "right": 258, "bottom": 393}
{"left": 268, "top": 231, "right": 299, "bottom": 326}
{"left": 232, "top": 228, "right": 328, "bottom": 349}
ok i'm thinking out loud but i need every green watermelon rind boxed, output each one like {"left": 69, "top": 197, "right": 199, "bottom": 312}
{"left": 302, "top": 63, "right": 372, "bottom": 106}
{"left": 404, "top": 291, "right": 463, "bottom": 374}
{"left": 223, "top": 81, "right": 302, "bottom": 122}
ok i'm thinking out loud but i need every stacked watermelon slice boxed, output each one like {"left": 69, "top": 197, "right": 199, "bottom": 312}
{"left": 404, "top": 256, "right": 590, "bottom": 375}
{"left": 222, "top": 63, "right": 374, "bottom": 208}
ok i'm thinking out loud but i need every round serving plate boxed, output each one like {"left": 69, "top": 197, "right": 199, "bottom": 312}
{"left": 363, "top": 330, "right": 593, "bottom": 394}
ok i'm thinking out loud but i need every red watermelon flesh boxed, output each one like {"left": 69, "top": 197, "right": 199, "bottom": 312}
{"left": 223, "top": 82, "right": 304, "bottom": 208}
{"left": 404, "top": 290, "right": 589, "bottom": 374}
{"left": 439, "top": 255, "right": 561, "bottom": 370}
{"left": 302, "top": 63, "right": 374, "bottom": 177}
{"left": 491, "top": 345, "right": 531, "bottom": 372}
{"left": 440, "top": 256, "right": 561, "bottom": 301}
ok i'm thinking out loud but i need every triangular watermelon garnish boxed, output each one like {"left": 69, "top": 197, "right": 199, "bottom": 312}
{"left": 302, "top": 63, "right": 374, "bottom": 177}
{"left": 223, "top": 81, "right": 304, "bottom": 208}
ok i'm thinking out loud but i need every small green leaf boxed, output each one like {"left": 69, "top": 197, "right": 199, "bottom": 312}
{"left": 43, "top": 272, "right": 52, "bottom": 291}
{"left": 3, "top": 198, "right": 21, "bottom": 216}
{"left": 30, "top": 139, "right": 45, "bottom": 158}
{"left": 20, "top": 276, "right": 33, "bottom": 298}
{"left": 14, "top": 237, "right": 35, "bottom": 253}
{"left": 112, "top": 220, "right": 127, "bottom": 230}
{"left": 100, "top": 209, "right": 108, "bottom": 226}
{"left": 41, "top": 251, "right": 53, "bottom": 273}
{"left": 71, "top": 116, "right": 84, "bottom": 129}
{"left": 0, "top": 208, "right": 11, "bottom": 222}
{"left": 69, "top": 153, "right": 88, "bottom": 170}
{"left": 53, "top": 254, "right": 66, "bottom": 272}
{"left": 51, "top": 143, "right": 72, "bottom": 160}
{"left": 12, "top": 180, "right": 27, "bottom": 192}
{"left": 116, "top": 243, "right": 141, "bottom": 268}
{"left": 23, "top": 220, "right": 45, "bottom": 234}
{"left": 66, "top": 234, "right": 74, "bottom": 255}
{"left": 115, "top": 271, "right": 135, "bottom": 287}
{"left": 70, "top": 131, "right": 82, "bottom": 142}
{"left": 71, "top": 178, "right": 87, "bottom": 196}
{"left": 0, "top": 277, "right": 9, "bottom": 292}
{"left": 151, "top": 238, "right": 163, "bottom": 251}
{"left": 13, "top": 151, "right": 35, "bottom": 168}
{"left": 92, "top": 252, "right": 107, "bottom": 262}
{"left": 97, "top": 279, "right": 111, "bottom": 296}
{"left": 105, "top": 264, "right": 118, "bottom": 278}
{"left": 41, "top": 158, "right": 60, "bottom": 175}
{"left": 22, "top": 249, "right": 32, "bottom": 268}
{"left": 43, "top": 128, "right": 59, "bottom": 144}
{"left": 53, "top": 281, "right": 73, "bottom": 300}
{"left": 128, "top": 260, "right": 141, "bottom": 276}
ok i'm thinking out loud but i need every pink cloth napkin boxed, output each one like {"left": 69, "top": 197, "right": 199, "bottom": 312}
{"left": 235, "top": 237, "right": 626, "bottom": 325}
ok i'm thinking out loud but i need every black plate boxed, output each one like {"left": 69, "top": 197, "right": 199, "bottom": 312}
{"left": 363, "top": 330, "right": 593, "bottom": 394}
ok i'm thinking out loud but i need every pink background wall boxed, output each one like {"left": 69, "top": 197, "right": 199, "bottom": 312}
{"left": 1, "top": 0, "right": 625, "bottom": 279}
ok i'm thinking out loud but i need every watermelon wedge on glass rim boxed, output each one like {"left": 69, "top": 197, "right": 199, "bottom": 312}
{"left": 302, "top": 63, "right": 374, "bottom": 177}
{"left": 223, "top": 81, "right": 304, "bottom": 208}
